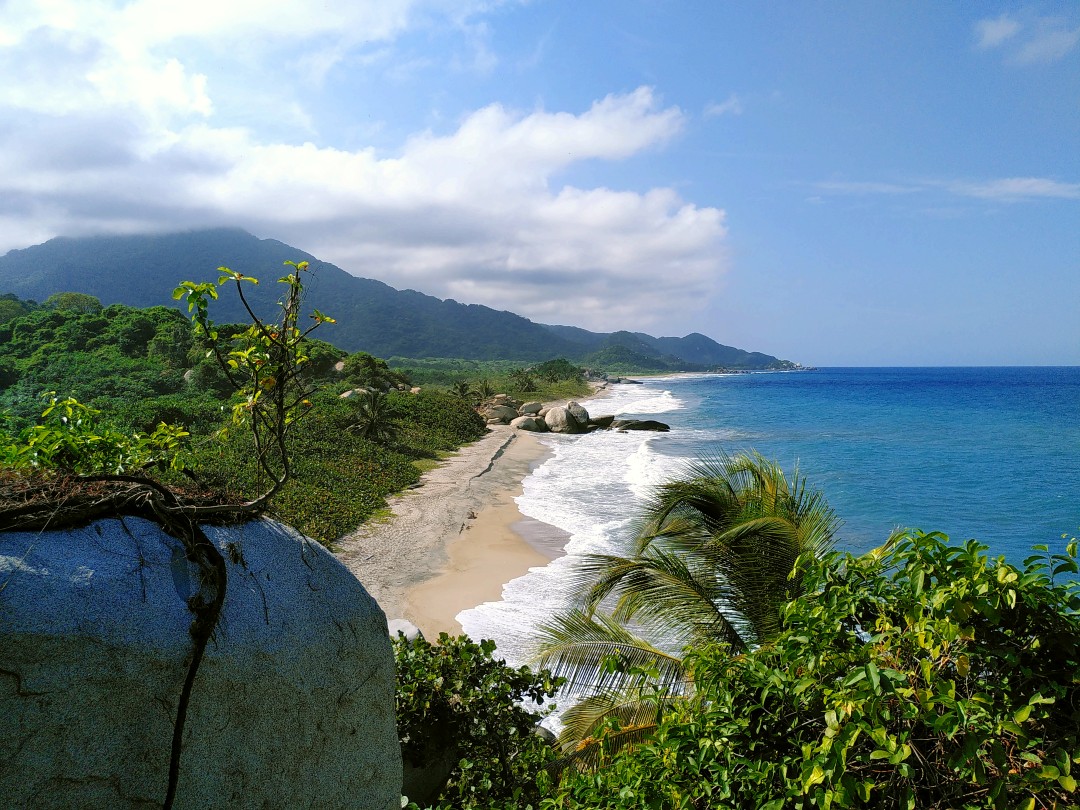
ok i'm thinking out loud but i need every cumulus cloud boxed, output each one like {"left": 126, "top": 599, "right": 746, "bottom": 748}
{"left": 0, "top": 1, "right": 728, "bottom": 333}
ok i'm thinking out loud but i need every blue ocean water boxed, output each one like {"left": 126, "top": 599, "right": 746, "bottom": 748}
{"left": 459, "top": 368, "right": 1080, "bottom": 662}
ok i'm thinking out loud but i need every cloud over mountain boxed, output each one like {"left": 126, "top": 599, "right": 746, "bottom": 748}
{"left": 0, "top": 1, "right": 727, "bottom": 334}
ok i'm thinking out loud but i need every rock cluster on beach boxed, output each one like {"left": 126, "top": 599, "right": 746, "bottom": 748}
{"left": 481, "top": 394, "right": 669, "bottom": 434}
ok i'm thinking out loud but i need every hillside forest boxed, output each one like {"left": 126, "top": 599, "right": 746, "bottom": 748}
{"left": 0, "top": 290, "right": 588, "bottom": 543}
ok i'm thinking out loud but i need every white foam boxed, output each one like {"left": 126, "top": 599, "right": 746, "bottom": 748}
{"left": 615, "top": 390, "right": 684, "bottom": 415}
{"left": 458, "top": 380, "right": 696, "bottom": 665}
{"left": 625, "top": 438, "right": 692, "bottom": 501}
{"left": 580, "top": 386, "right": 685, "bottom": 418}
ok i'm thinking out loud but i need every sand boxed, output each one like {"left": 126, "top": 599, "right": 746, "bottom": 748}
{"left": 335, "top": 386, "right": 606, "bottom": 639}
{"left": 335, "top": 425, "right": 560, "bottom": 638}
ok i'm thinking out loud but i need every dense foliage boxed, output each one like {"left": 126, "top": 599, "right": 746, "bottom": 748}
{"left": 536, "top": 452, "right": 840, "bottom": 763}
{"left": 394, "top": 633, "right": 562, "bottom": 810}
{"left": 0, "top": 292, "right": 39, "bottom": 325}
{"left": 0, "top": 290, "right": 486, "bottom": 543}
{"left": 387, "top": 389, "right": 487, "bottom": 453}
{"left": 0, "top": 303, "right": 204, "bottom": 430}
{"left": 541, "top": 531, "right": 1080, "bottom": 809}
{"left": 388, "top": 356, "right": 592, "bottom": 403}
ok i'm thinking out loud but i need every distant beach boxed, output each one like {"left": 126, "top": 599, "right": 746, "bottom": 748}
{"left": 335, "top": 386, "right": 604, "bottom": 638}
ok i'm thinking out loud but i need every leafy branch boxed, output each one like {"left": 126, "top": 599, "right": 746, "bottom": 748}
{"left": 174, "top": 260, "right": 334, "bottom": 511}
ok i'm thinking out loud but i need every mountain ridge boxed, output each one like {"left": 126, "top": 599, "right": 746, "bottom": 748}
{"left": 0, "top": 228, "right": 793, "bottom": 370}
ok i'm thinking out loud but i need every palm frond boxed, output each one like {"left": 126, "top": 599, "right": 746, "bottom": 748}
{"left": 599, "top": 548, "right": 747, "bottom": 649}
{"left": 548, "top": 689, "right": 687, "bottom": 771}
{"left": 548, "top": 720, "right": 662, "bottom": 774}
{"left": 557, "top": 689, "right": 681, "bottom": 752}
{"left": 532, "top": 609, "right": 687, "bottom": 693}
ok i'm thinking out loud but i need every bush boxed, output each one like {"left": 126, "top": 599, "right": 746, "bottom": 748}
{"left": 388, "top": 389, "right": 486, "bottom": 452}
{"left": 187, "top": 389, "right": 421, "bottom": 543}
{"left": 544, "top": 531, "right": 1080, "bottom": 809}
{"left": 395, "top": 633, "right": 562, "bottom": 810}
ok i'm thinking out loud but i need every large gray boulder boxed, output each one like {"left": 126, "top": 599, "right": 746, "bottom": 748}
{"left": 566, "top": 401, "right": 590, "bottom": 426}
{"left": 517, "top": 401, "right": 543, "bottom": 416}
{"left": 510, "top": 415, "right": 548, "bottom": 432}
{"left": 0, "top": 517, "right": 401, "bottom": 809}
{"left": 543, "top": 406, "right": 582, "bottom": 434}
{"left": 483, "top": 404, "right": 519, "bottom": 423}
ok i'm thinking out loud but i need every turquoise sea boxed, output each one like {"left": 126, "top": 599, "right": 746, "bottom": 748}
{"left": 459, "top": 367, "right": 1080, "bottom": 662}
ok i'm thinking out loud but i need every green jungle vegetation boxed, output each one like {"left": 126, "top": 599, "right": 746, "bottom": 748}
{"left": 3, "top": 277, "right": 1076, "bottom": 809}
{"left": 0, "top": 289, "right": 585, "bottom": 543}
{"left": 396, "top": 529, "right": 1080, "bottom": 810}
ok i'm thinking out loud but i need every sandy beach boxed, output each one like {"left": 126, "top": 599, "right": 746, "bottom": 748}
{"left": 335, "top": 423, "right": 564, "bottom": 638}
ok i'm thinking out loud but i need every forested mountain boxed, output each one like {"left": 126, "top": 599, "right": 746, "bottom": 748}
{"left": 0, "top": 229, "right": 790, "bottom": 369}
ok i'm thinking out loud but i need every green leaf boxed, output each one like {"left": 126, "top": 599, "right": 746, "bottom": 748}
{"left": 865, "top": 662, "right": 881, "bottom": 693}
{"left": 955, "top": 654, "right": 970, "bottom": 677}
{"left": 803, "top": 763, "right": 825, "bottom": 791}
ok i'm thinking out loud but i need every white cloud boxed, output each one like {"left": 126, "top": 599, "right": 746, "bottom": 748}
{"left": 973, "top": 13, "right": 1080, "bottom": 64}
{"left": 815, "top": 176, "right": 1080, "bottom": 204}
{"left": 703, "top": 94, "right": 743, "bottom": 118}
{"left": 947, "top": 177, "right": 1080, "bottom": 201}
{"left": 0, "top": 0, "right": 726, "bottom": 333}
{"left": 974, "top": 15, "right": 1021, "bottom": 49}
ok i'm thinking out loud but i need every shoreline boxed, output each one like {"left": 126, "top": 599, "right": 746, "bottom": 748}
{"left": 403, "top": 434, "right": 565, "bottom": 637}
{"left": 336, "top": 384, "right": 606, "bottom": 639}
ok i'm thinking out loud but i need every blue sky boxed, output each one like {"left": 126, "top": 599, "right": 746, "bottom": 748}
{"left": 1, "top": 2, "right": 1077, "bottom": 364}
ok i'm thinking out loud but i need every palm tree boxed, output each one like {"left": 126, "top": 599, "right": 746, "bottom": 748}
{"left": 535, "top": 451, "right": 840, "bottom": 764}
{"left": 475, "top": 378, "right": 496, "bottom": 403}
{"left": 508, "top": 368, "right": 536, "bottom": 393}
{"left": 349, "top": 389, "right": 396, "bottom": 443}
{"left": 450, "top": 379, "right": 474, "bottom": 401}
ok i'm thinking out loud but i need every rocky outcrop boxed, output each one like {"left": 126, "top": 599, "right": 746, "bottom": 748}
{"left": 589, "top": 414, "right": 616, "bottom": 429}
{"left": 566, "top": 401, "right": 590, "bottom": 426}
{"left": 543, "top": 401, "right": 591, "bottom": 434}
{"left": 543, "top": 406, "right": 581, "bottom": 434}
{"left": 483, "top": 404, "right": 519, "bottom": 424}
{"left": 612, "top": 419, "right": 670, "bottom": 432}
{"left": 0, "top": 517, "right": 401, "bottom": 809}
{"left": 517, "top": 401, "right": 543, "bottom": 416}
{"left": 510, "top": 415, "right": 548, "bottom": 432}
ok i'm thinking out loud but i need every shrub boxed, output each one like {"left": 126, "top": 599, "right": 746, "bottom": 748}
{"left": 389, "top": 389, "right": 486, "bottom": 452}
{"left": 395, "top": 633, "right": 562, "bottom": 810}
{"left": 544, "top": 531, "right": 1080, "bottom": 809}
